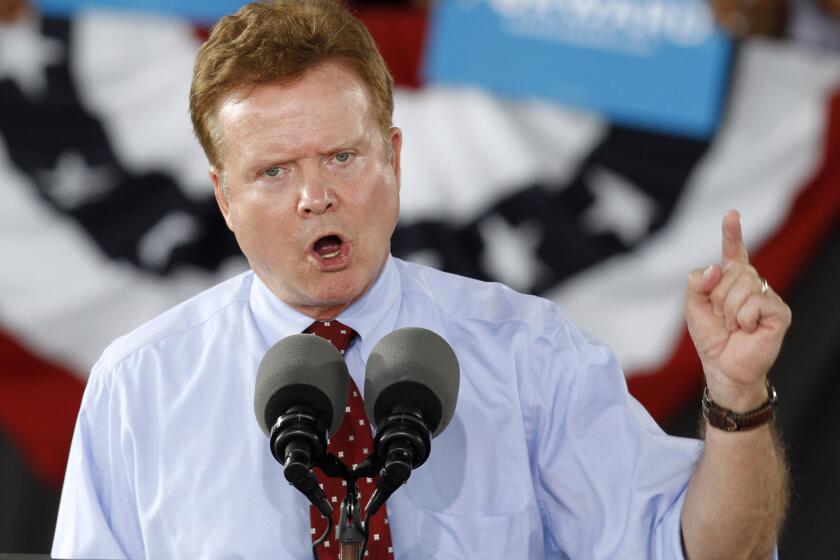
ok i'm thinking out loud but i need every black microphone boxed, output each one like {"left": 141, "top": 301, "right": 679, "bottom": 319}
{"left": 254, "top": 333, "right": 349, "bottom": 519}
{"left": 363, "top": 327, "right": 460, "bottom": 517}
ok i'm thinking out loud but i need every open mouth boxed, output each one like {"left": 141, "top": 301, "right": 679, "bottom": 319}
{"left": 314, "top": 235, "right": 343, "bottom": 259}
{"left": 311, "top": 234, "right": 350, "bottom": 269}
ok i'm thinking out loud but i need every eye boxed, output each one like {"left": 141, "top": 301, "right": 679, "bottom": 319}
{"left": 264, "top": 167, "right": 281, "bottom": 177}
{"left": 334, "top": 152, "right": 351, "bottom": 163}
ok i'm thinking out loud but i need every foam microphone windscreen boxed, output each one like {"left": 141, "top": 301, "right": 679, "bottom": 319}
{"left": 364, "top": 327, "right": 459, "bottom": 437}
{"left": 254, "top": 334, "right": 349, "bottom": 437}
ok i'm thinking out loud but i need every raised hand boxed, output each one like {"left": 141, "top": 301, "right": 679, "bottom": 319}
{"left": 684, "top": 210, "right": 791, "bottom": 411}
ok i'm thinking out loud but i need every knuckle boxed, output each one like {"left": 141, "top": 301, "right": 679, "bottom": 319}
{"left": 734, "top": 269, "right": 759, "bottom": 291}
{"left": 723, "top": 293, "right": 738, "bottom": 313}
{"left": 727, "top": 260, "right": 747, "bottom": 274}
{"left": 724, "top": 294, "right": 747, "bottom": 318}
{"left": 735, "top": 265, "right": 751, "bottom": 279}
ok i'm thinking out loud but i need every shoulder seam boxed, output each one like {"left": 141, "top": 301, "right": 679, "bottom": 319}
{"left": 399, "top": 274, "right": 560, "bottom": 343}
{"left": 100, "top": 296, "right": 251, "bottom": 372}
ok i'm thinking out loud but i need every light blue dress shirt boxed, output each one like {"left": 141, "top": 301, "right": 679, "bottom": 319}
{"left": 53, "top": 256, "right": 703, "bottom": 559}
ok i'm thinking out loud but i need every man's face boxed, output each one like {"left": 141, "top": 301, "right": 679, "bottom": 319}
{"left": 210, "top": 60, "right": 402, "bottom": 320}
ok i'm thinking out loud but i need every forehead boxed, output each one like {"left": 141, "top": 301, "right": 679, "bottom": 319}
{"left": 215, "top": 61, "right": 375, "bottom": 151}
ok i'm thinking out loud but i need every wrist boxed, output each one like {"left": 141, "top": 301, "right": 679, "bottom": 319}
{"left": 702, "top": 380, "right": 778, "bottom": 432}
{"left": 703, "top": 374, "right": 769, "bottom": 412}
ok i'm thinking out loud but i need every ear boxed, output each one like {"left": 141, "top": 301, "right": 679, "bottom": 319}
{"left": 388, "top": 127, "right": 403, "bottom": 191}
{"left": 209, "top": 167, "right": 235, "bottom": 231}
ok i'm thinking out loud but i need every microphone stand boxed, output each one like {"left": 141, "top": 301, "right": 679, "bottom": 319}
{"left": 337, "top": 489, "right": 363, "bottom": 560}
{"left": 317, "top": 454, "right": 382, "bottom": 560}
{"left": 313, "top": 406, "right": 431, "bottom": 560}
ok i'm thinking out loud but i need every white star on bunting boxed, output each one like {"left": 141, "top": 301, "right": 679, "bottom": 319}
{"left": 37, "top": 151, "right": 115, "bottom": 209}
{"left": 0, "top": 15, "right": 64, "bottom": 100}
{"left": 138, "top": 212, "right": 201, "bottom": 270}
{"left": 580, "top": 165, "right": 656, "bottom": 246}
{"left": 404, "top": 249, "right": 444, "bottom": 270}
{"left": 478, "top": 214, "right": 549, "bottom": 292}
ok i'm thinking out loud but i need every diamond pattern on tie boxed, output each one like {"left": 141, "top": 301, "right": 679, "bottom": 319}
{"left": 305, "top": 320, "right": 394, "bottom": 560}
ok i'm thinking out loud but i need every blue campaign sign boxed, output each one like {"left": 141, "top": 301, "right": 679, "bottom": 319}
{"left": 36, "top": 0, "right": 243, "bottom": 23}
{"left": 424, "top": 0, "right": 733, "bottom": 138}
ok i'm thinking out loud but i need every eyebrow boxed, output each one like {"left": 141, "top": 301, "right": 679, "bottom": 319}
{"left": 244, "top": 126, "right": 372, "bottom": 172}
{"left": 318, "top": 132, "right": 368, "bottom": 156}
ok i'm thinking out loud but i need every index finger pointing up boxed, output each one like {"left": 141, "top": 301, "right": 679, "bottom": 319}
{"left": 721, "top": 209, "right": 750, "bottom": 267}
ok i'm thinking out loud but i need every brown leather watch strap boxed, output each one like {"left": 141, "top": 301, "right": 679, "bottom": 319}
{"left": 702, "top": 381, "right": 778, "bottom": 432}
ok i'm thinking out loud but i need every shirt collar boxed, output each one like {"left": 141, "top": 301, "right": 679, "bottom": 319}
{"left": 249, "top": 256, "right": 401, "bottom": 360}
{"left": 337, "top": 256, "right": 401, "bottom": 360}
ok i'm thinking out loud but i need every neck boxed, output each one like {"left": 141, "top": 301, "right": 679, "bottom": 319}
{"left": 294, "top": 303, "right": 349, "bottom": 322}
{"left": 281, "top": 253, "right": 390, "bottom": 322}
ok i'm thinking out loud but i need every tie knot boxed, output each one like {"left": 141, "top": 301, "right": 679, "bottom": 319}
{"left": 305, "top": 320, "right": 357, "bottom": 354}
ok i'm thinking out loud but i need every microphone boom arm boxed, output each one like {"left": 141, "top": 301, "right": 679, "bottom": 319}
{"left": 365, "top": 403, "right": 431, "bottom": 518}
{"left": 269, "top": 406, "right": 333, "bottom": 520}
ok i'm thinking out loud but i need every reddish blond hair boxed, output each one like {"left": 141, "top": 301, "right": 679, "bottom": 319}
{"left": 189, "top": 0, "right": 394, "bottom": 169}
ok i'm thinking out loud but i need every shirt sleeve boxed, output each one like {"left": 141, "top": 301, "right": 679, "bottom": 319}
{"left": 528, "top": 323, "right": 703, "bottom": 559}
{"left": 52, "top": 359, "right": 143, "bottom": 559}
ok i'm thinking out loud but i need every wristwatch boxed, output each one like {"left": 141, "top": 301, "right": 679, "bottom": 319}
{"left": 702, "top": 381, "right": 778, "bottom": 432}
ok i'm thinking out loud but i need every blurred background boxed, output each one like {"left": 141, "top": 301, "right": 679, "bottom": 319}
{"left": 1, "top": 0, "right": 838, "bottom": 556}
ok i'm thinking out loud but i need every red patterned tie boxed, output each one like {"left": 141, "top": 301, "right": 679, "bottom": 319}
{"left": 305, "top": 320, "right": 394, "bottom": 559}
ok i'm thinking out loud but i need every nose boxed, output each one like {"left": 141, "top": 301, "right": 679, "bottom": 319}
{"left": 297, "top": 172, "right": 336, "bottom": 217}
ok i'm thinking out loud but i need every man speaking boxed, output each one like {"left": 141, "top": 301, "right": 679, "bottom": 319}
{"left": 53, "top": 1, "right": 790, "bottom": 558}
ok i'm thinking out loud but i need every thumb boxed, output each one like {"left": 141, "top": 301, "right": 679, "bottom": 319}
{"left": 686, "top": 264, "right": 721, "bottom": 311}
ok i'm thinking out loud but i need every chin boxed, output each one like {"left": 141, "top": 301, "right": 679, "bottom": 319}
{"left": 304, "top": 281, "right": 363, "bottom": 308}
